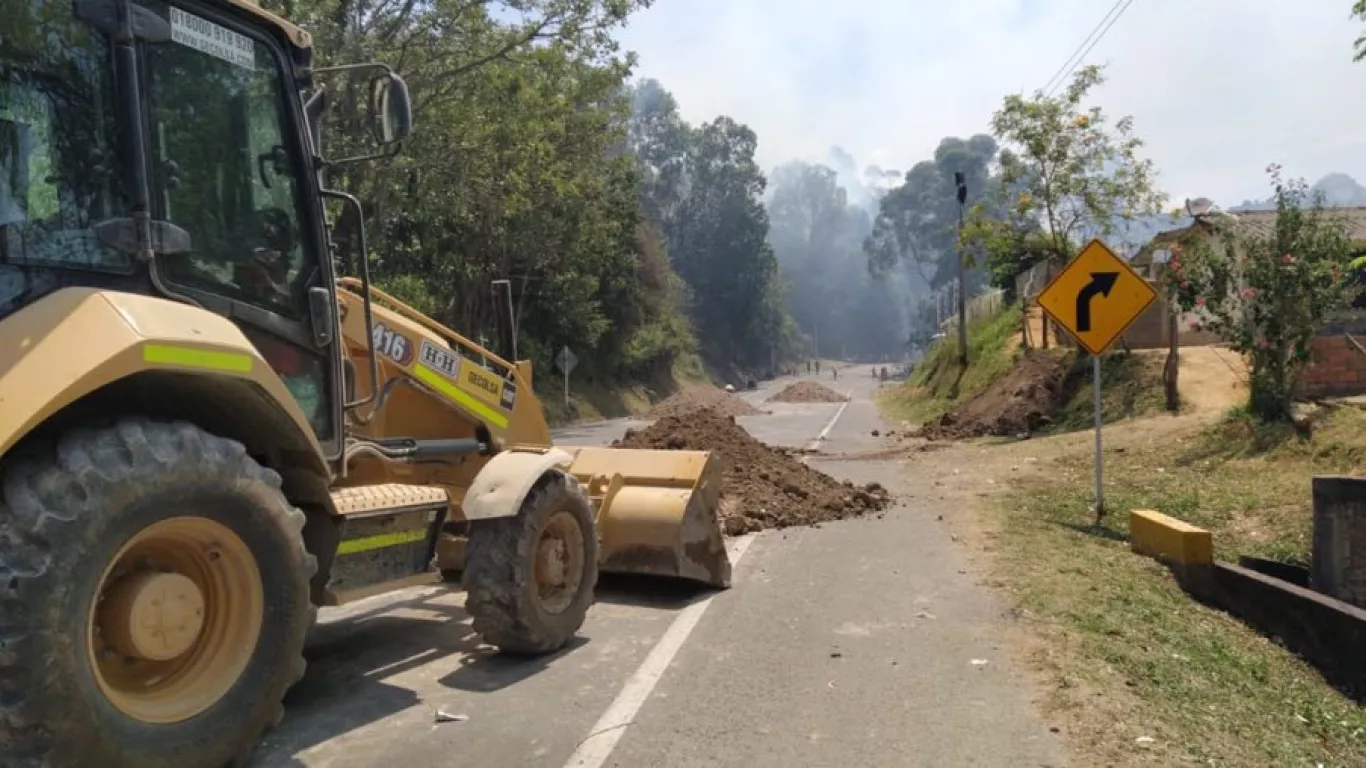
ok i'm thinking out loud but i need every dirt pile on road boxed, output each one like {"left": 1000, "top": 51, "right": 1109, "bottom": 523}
{"left": 645, "top": 384, "right": 763, "bottom": 420}
{"left": 613, "top": 410, "right": 892, "bottom": 535}
{"left": 917, "top": 352, "right": 1072, "bottom": 440}
{"left": 767, "top": 381, "right": 849, "bottom": 404}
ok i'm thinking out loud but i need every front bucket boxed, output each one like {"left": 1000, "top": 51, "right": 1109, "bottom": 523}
{"left": 564, "top": 445, "right": 732, "bottom": 589}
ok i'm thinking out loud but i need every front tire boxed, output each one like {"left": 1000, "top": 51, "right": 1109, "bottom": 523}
{"left": 462, "top": 470, "right": 598, "bottom": 655}
{"left": 0, "top": 418, "right": 316, "bottom": 767}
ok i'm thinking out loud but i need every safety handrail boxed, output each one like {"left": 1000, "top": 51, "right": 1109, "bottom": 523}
{"left": 337, "top": 277, "right": 516, "bottom": 376}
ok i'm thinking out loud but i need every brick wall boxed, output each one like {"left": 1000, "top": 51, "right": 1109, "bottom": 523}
{"left": 1300, "top": 335, "right": 1366, "bottom": 398}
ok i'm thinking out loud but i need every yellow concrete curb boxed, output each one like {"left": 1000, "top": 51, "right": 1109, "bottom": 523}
{"left": 1129, "top": 509, "right": 1213, "bottom": 567}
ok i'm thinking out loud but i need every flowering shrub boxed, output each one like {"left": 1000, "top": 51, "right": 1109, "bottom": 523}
{"left": 1163, "top": 165, "right": 1355, "bottom": 420}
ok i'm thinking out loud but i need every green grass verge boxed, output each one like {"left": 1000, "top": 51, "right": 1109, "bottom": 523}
{"left": 879, "top": 305, "right": 1024, "bottom": 425}
{"left": 992, "top": 406, "right": 1366, "bottom": 765}
{"left": 539, "top": 353, "right": 710, "bottom": 427}
{"left": 1046, "top": 351, "right": 1170, "bottom": 433}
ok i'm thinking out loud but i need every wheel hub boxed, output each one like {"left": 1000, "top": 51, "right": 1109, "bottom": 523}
{"left": 87, "top": 516, "right": 265, "bottom": 724}
{"left": 537, "top": 537, "right": 568, "bottom": 588}
{"left": 533, "top": 511, "right": 585, "bottom": 615}
{"left": 99, "top": 571, "right": 206, "bottom": 661}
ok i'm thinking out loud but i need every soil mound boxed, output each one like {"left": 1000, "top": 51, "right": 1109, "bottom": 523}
{"left": 645, "top": 384, "right": 764, "bottom": 420}
{"left": 613, "top": 410, "right": 892, "bottom": 535}
{"left": 917, "top": 352, "right": 1072, "bottom": 440}
{"left": 644, "top": 382, "right": 764, "bottom": 418}
{"left": 767, "top": 381, "right": 849, "bottom": 404}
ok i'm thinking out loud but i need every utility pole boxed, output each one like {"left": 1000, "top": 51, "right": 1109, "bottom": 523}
{"left": 954, "top": 171, "right": 969, "bottom": 367}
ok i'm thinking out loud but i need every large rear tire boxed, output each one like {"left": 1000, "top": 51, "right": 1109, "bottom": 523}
{"left": 0, "top": 418, "right": 316, "bottom": 768}
{"left": 462, "top": 470, "right": 598, "bottom": 655}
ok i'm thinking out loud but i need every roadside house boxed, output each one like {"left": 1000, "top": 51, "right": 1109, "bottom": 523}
{"left": 1130, "top": 207, "right": 1366, "bottom": 398}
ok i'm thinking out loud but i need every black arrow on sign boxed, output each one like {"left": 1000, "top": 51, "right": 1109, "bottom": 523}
{"left": 1075, "top": 272, "right": 1119, "bottom": 333}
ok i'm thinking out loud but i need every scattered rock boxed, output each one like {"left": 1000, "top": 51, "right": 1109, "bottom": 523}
{"left": 613, "top": 409, "right": 893, "bottom": 534}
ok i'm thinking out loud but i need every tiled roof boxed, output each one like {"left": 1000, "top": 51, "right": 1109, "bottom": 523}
{"left": 1132, "top": 206, "right": 1366, "bottom": 266}
{"left": 1217, "top": 206, "right": 1366, "bottom": 242}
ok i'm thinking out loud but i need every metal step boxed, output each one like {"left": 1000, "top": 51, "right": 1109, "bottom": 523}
{"left": 330, "top": 483, "right": 449, "bottom": 517}
{"left": 324, "top": 483, "right": 451, "bottom": 605}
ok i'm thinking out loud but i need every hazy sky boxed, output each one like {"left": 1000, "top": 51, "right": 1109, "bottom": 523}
{"left": 616, "top": 0, "right": 1366, "bottom": 209}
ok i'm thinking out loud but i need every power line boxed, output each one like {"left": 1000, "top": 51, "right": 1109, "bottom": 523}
{"left": 1038, "top": 0, "right": 1126, "bottom": 97}
{"left": 1043, "top": 0, "right": 1137, "bottom": 99}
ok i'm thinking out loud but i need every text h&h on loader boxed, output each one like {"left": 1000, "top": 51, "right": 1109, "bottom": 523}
{"left": 0, "top": 1, "right": 730, "bottom": 765}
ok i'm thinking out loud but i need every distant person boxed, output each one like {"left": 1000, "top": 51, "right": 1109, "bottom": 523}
{"left": 832, "top": 367, "right": 838, "bottom": 381}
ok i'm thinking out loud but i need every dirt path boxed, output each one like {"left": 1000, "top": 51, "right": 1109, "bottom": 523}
{"left": 1169, "top": 346, "right": 1248, "bottom": 413}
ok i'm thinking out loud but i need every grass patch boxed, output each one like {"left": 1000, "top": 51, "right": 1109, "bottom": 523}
{"left": 1047, "top": 350, "right": 1170, "bottom": 433}
{"left": 990, "top": 406, "right": 1366, "bottom": 765}
{"left": 539, "top": 355, "right": 708, "bottom": 427}
{"left": 879, "top": 305, "right": 1023, "bottom": 425}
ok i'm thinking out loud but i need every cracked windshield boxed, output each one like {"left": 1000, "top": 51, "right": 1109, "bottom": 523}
{"left": 7, "top": 1, "right": 1366, "bottom": 767}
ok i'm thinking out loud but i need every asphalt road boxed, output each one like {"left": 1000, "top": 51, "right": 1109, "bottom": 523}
{"left": 254, "top": 366, "right": 1062, "bottom": 768}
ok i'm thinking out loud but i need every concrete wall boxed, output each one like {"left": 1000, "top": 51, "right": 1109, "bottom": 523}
{"left": 1193, "top": 562, "right": 1366, "bottom": 699}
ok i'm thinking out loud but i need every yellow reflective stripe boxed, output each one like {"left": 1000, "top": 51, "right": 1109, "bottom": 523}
{"left": 336, "top": 528, "right": 428, "bottom": 556}
{"left": 412, "top": 363, "right": 510, "bottom": 428}
{"left": 143, "top": 344, "right": 254, "bottom": 373}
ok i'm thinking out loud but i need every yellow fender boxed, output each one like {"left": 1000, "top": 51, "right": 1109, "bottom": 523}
{"left": 0, "top": 288, "right": 330, "bottom": 502}
{"left": 462, "top": 447, "right": 577, "bottom": 520}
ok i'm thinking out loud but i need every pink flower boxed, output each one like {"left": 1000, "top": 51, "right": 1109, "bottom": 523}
{"left": 1241, "top": 287, "right": 1256, "bottom": 298}
{"left": 1180, "top": 281, "right": 1190, "bottom": 289}
{"left": 1195, "top": 296, "right": 1206, "bottom": 308}
{"left": 1282, "top": 253, "right": 1295, "bottom": 264}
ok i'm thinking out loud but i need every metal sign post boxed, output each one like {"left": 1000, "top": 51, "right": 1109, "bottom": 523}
{"left": 1092, "top": 354, "right": 1104, "bottom": 516}
{"left": 554, "top": 345, "right": 578, "bottom": 407}
{"left": 1035, "top": 239, "right": 1158, "bottom": 523}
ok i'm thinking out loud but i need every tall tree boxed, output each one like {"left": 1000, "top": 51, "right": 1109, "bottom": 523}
{"left": 768, "top": 160, "right": 908, "bottom": 360}
{"left": 863, "top": 134, "right": 999, "bottom": 295}
{"left": 627, "top": 82, "right": 792, "bottom": 372}
{"left": 253, "top": 0, "right": 704, "bottom": 388}
{"left": 988, "top": 64, "right": 1166, "bottom": 268}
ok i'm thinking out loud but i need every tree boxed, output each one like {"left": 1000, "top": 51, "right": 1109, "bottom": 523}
{"left": 768, "top": 160, "right": 909, "bottom": 360}
{"left": 626, "top": 84, "right": 793, "bottom": 373}
{"left": 864, "top": 135, "right": 999, "bottom": 294}
{"left": 249, "top": 0, "right": 710, "bottom": 392}
{"left": 1353, "top": 0, "right": 1366, "bottom": 60}
{"left": 1163, "top": 166, "right": 1355, "bottom": 421}
{"left": 989, "top": 64, "right": 1166, "bottom": 270}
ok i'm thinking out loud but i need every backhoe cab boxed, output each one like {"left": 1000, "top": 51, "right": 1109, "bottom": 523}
{"left": 0, "top": 1, "right": 729, "bottom": 765}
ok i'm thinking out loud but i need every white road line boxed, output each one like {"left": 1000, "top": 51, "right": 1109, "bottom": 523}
{"left": 563, "top": 534, "right": 757, "bottom": 768}
{"left": 804, "top": 388, "right": 855, "bottom": 451}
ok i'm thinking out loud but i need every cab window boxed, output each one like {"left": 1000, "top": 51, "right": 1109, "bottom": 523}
{"left": 142, "top": 1, "right": 316, "bottom": 322}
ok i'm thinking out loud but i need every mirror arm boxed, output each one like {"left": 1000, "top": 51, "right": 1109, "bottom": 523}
{"left": 311, "top": 62, "right": 396, "bottom": 77}
{"left": 319, "top": 142, "right": 403, "bottom": 169}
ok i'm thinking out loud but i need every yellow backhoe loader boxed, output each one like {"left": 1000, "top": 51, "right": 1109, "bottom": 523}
{"left": 0, "top": 1, "right": 730, "bottom": 765}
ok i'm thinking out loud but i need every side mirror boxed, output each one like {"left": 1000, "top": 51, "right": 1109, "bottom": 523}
{"left": 308, "top": 286, "right": 335, "bottom": 347}
{"left": 369, "top": 73, "right": 412, "bottom": 145}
